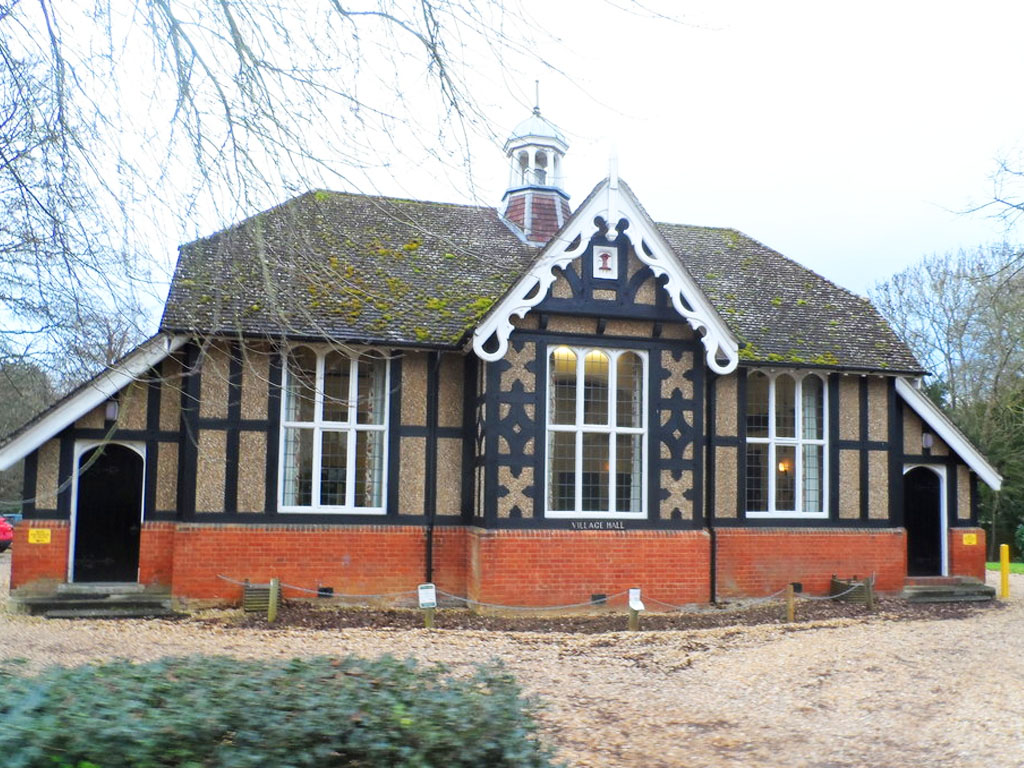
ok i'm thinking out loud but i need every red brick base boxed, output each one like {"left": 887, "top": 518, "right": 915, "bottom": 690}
{"left": 468, "top": 528, "right": 710, "bottom": 607}
{"left": 9, "top": 520, "right": 69, "bottom": 590}
{"left": 8, "top": 522, "right": 984, "bottom": 606}
{"left": 948, "top": 528, "right": 986, "bottom": 581}
{"left": 168, "top": 524, "right": 467, "bottom": 602}
{"left": 714, "top": 528, "right": 907, "bottom": 596}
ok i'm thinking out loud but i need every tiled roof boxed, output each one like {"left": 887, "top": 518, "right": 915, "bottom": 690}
{"left": 161, "top": 191, "right": 536, "bottom": 347}
{"left": 161, "top": 187, "right": 921, "bottom": 373}
{"left": 657, "top": 223, "right": 922, "bottom": 372}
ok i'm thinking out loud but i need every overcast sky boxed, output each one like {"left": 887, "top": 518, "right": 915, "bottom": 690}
{"left": 356, "top": 0, "right": 1024, "bottom": 298}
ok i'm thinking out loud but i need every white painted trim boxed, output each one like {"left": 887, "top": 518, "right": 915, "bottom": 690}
{"left": 68, "top": 440, "right": 146, "bottom": 583}
{"left": 895, "top": 378, "right": 1003, "bottom": 490}
{"left": 542, "top": 346, "right": 649, "bottom": 519}
{"left": 0, "top": 334, "right": 189, "bottom": 471}
{"left": 473, "top": 177, "right": 739, "bottom": 374}
{"left": 276, "top": 345, "right": 391, "bottom": 514}
{"left": 903, "top": 463, "right": 949, "bottom": 577}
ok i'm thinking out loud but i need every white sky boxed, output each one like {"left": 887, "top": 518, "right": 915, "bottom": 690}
{"left": 362, "top": 0, "right": 1024, "bottom": 297}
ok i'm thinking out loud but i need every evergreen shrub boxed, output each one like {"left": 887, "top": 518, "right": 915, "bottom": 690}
{"left": 0, "top": 655, "right": 561, "bottom": 768}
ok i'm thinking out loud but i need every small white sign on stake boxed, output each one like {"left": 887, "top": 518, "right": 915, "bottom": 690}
{"left": 628, "top": 587, "right": 644, "bottom": 612}
{"left": 418, "top": 583, "right": 437, "bottom": 609}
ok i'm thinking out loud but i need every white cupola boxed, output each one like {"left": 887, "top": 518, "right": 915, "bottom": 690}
{"left": 501, "top": 99, "right": 571, "bottom": 245}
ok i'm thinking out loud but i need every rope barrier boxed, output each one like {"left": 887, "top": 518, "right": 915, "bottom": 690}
{"left": 434, "top": 588, "right": 631, "bottom": 612}
{"left": 217, "top": 575, "right": 879, "bottom": 614}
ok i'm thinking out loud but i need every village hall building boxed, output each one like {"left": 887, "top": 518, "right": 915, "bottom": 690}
{"left": 0, "top": 108, "right": 1004, "bottom": 607}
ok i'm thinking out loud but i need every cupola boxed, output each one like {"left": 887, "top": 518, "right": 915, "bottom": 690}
{"left": 502, "top": 101, "right": 571, "bottom": 245}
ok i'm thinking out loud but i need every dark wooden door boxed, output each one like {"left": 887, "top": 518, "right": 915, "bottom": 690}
{"left": 73, "top": 445, "right": 143, "bottom": 582}
{"left": 905, "top": 467, "right": 942, "bottom": 576}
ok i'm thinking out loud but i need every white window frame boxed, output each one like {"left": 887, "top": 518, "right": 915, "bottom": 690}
{"left": 745, "top": 370, "right": 828, "bottom": 519}
{"left": 278, "top": 346, "right": 390, "bottom": 514}
{"left": 544, "top": 346, "right": 648, "bottom": 519}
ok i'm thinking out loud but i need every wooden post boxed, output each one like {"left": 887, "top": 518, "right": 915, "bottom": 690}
{"left": 267, "top": 578, "right": 279, "bottom": 623}
{"left": 424, "top": 607, "right": 435, "bottom": 629}
{"left": 865, "top": 577, "right": 875, "bottom": 611}
{"left": 628, "top": 607, "right": 640, "bottom": 632}
{"left": 1000, "top": 543, "right": 1011, "bottom": 599}
{"left": 785, "top": 583, "right": 795, "bottom": 622}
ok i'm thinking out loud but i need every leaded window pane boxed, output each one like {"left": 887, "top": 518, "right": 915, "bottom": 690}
{"left": 322, "top": 351, "right": 350, "bottom": 422}
{"left": 549, "top": 431, "right": 576, "bottom": 511}
{"left": 775, "top": 445, "right": 796, "bottom": 511}
{"left": 746, "top": 443, "right": 768, "bottom": 512}
{"left": 355, "top": 429, "right": 384, "bottom": 507}
{"left": 285, "top": 347, "right": 317, "bottom": 422}
{"left": 582, "top": 351, "right": 609, "bottom": 425}
{"left": 581, "top": 432, "right": 610, "bottom": 512}
{"left": 802, "top": 444, "right": 824, "bottom": 512}
{"left": 282, "top": 427, "right": 314, "bottom": 506}
{"left": 616, "top": 433, "right": 642, "bottom": 513}
{"left": 616, "top": 352, "right": 643, "bottom": 428}
{"left": 775, "top": 375, "right": 796, "bottom": 438}
{"left": 550, "top": 347, "right": 577, "bottom": 426}
{"left": 746, "top": 372, "right": 769, "bottom": 437}
{"left": 320, "top": 431, "right": 347, "bottom": 505}
{"left": 802, "top": 376, "right": 823, "bottom": 440}
{"left": 357, "top": 355, "right": 387, "bottom": 425}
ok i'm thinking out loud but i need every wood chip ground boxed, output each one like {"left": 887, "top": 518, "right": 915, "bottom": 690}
{"left": 2, "top": 552, "right": 1021, "bottom": 768}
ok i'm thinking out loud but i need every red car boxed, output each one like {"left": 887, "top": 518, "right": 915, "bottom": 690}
{"left": 0, "top": 515, "right": 13, "bottom": 552}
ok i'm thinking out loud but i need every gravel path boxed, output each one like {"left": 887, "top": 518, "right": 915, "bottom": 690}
{"left": 2, "top": 551, "right": 1022, "bottom": 768}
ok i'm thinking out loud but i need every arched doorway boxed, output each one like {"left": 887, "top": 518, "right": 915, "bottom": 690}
{"left": 904, "top": 466, "right": 944, "bottom": 576}
{"left": 72, "top": 444, "right": 144, "bottom": 582}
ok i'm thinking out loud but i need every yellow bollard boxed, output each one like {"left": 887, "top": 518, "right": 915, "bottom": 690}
{"left": 1000, "top": 544, "right": 1010, "bottom": 599}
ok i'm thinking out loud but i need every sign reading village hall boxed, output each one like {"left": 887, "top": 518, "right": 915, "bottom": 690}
{"left": 569, "top": 521, "right": 626, "bottom": 530}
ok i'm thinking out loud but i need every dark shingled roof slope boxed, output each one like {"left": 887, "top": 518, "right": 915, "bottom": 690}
{"left": 656, "top": 223, "right": 922, "bottom": 372}
{"left": 161, "top": 190, "right": 536, "bottom": 347}
{"left": 161, "top": 187, "right": 921, "bottom": 373}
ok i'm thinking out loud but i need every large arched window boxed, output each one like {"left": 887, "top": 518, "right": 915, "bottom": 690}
{"left": 745, "top": 371, "right": 827, "bottom": 517}
{"left": 547, "top": 346, "right": 646, "bottom": 517}
{"left": 280, "top": 346, "right": 388, "bottom": 513}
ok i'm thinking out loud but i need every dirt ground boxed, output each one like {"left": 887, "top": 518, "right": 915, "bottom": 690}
{"left": 2, "top": 551, "right": 1022, "bottom": 768}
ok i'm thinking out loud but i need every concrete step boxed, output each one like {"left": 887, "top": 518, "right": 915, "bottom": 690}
{"left": 44, "top": 606, "right": 177, "bottom": 619}
{"left": 56, "top": 582, "right": 148, "bottom": 595}
{"left": 902, "top": 581, "right": 996, "bottom": 603}
{"left": 13, "top": 585, "right": 174, "bottom": 618}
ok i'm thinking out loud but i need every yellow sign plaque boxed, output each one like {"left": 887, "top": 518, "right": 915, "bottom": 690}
{"left": 27, "top": 528, "right": 52, "bottom": 544}
{"left": 962, "top": 533, "right": 978, "bottom": 546}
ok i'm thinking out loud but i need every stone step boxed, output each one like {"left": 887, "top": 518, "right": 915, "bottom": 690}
{"left": 902, "top": 582, "right": 996, "bottom": 603}
{"left": 56, "top": 582, "right": 149, "bottom": 595}
{"left": 13, "top": 587, "right": 174, "bottom": 618}
{"left": 44, "top": 606, "right": 177, "bottom": 620}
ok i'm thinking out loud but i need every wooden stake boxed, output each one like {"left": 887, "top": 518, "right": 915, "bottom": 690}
{"left": 865, "top": 578, "right": 875, "bottom": 611}
{"left": 424, "top": 607, "right": 435, "bottom": 629}
{"left": 628, "top": 607, "right": 640, "bottom": 632}
{"left": 267, "top": 578, "right": 279, "bottom": 623}
{"left": 785, "top": 583, "right": 795, "bottom": 623}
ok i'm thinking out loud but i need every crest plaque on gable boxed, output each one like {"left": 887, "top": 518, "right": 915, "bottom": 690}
{"left": 592, "top": 245, "right": 618, "bottom": 280}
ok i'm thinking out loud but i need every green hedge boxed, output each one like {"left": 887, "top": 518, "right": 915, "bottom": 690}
{"left": 0, "top": 656, "right": 562, "bottom": 768}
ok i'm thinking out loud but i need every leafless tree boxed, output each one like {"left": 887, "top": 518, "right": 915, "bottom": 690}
{"left": 0, "top": 0, "right": 584, "bottom": 384}
{"left": 871, "top": 244, "right": 1024, "bottom": 556}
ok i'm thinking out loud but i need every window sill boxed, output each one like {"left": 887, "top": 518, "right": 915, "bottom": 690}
{"left": 278, "top": 506, "right": 387, "bottom": 515}
{"left": 745, "top": 511, "right": 829, "bottom": 520}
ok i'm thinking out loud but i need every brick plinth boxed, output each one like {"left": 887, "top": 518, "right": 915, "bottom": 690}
{"left": 168, "top": 524, "right": 467, "bottom": 602}
{"left": 139, "top": 522, "right": 176, "bottom": 586}
{"left": 948, "top": 528, "right": 986, "bottom": 580}
{"left": 467, "top": 528, "right": 711, "bottom": 607}
{"left": 10, "top": 520, "right": 69, "bottom": 590}
{"left": 715, "top": 528, "right": 907, "bottom": 596}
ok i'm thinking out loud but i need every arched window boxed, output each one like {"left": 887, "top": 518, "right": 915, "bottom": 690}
{"left": 745, "top": 371, "right": 827, "bottom": 517}
{"left": 281, "top": 347, "right": 388, "bottom": 513}
{"left": 534, "top": 150, "right": 548, "bottom": 185}
{"left": 547, "top": 346, "right": 647, "bottom": 517}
